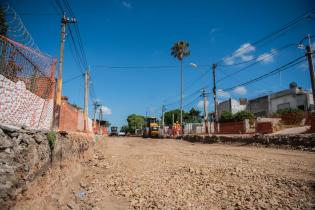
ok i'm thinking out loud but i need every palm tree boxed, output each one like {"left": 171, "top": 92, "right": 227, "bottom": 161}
{"left": 170, "top": 41, "right": 190, "bottom": 131}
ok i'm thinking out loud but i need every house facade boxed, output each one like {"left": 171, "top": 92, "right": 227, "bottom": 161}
{"left": 246, "top": 83, "right": 314, "bottom": 117}
{"left": 269, "top": 86, "right": 313, "bottom": 113}
{"left": 218, "top": 98, "right": 247, "bottom": 117}
{"left": 219, "top": 83, "right": 313, "bottom": 118}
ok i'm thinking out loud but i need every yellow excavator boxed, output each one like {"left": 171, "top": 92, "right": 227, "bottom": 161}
{"left": 143, "top": 117, "right": 159, "bottom": 138}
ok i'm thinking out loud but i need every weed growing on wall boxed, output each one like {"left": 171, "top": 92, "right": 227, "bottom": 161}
{"left": 47, "top": 131, "right": 56, "bottom": 151}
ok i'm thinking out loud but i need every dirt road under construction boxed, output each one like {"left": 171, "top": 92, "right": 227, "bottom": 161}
{"left": 14, "top": 137, "right": 315, "bottom": 210}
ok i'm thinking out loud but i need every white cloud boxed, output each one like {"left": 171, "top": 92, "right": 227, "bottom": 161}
{"left": 217, "top": 89, "right": 230, "bottom": 98}
{"left": 233, "top": 86, "right": 247, "bottom": 95}
{"left": 122, "top": 1, "right": 132, "bottom": 9}
{"left": 197, "top": 100, "right": 209, "bottom": 109}
{"left": 256, "top": 48, "right": 277, "bottom": 63}
{"left": 224, "top": 43, "right": 256, "bottom": 65}
{"left": 223, "top": 56, "right": 234, "bottom": 65}
{"left": 99, "top": 106, "right": 112, "bottom": 115}
{"left": 256, "top": 52, "right": 274, "bottom": 63}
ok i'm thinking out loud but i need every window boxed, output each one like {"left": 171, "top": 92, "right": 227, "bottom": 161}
{"left": 277, "top": 103, "right": 290, "bottom": 111}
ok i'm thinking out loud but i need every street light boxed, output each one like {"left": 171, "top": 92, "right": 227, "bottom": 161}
{"left": 189, "top": 62, "right": 198, "bottom": 68}
{"left": 188, "top": 62, "right": 209, "bottom": 134}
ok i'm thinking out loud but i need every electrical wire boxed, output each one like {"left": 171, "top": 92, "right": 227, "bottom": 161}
{"left": 217, "top": 43, "right": 296, "bottom": 83}
{"left": 215, "top": 56, "right": 307, "bottom": 93}
{"left": 215, "top": 8, "right": 315, "bottom": 66}
{"left": 63, "top": 73, "right": 83, "bottom": 84}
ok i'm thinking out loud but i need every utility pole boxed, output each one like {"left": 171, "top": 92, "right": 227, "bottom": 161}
{"left": 212, "top": 64, "right": 219, "bottom": 133}
{"left": 98, "top": 106, "right": 103, "bottom": 134}
{"left": 172, "top": 113, "right": 174, "bottom": 125}
{"left": 93, "top": 100, "right": 100, "bottom": 132}
{"left": 305, "top": 34, "right": 315, "bottom": 107}
{"left": 201, "top": 89, "right": 209, "bottom": 135}
{"left": 162, "top": 105, "right": 165, "bottom": 136}
{"left": 55, "top": 14, "right": 76, "bottom": 129}
{"left": 84, "top": 68, "right": 89, "bottom": 132}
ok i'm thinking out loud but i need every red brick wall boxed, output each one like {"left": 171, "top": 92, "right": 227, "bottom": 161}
{"left": 256, "top": 122, "right": 274, "bottom": 134}
{"left": 219, "top": 122, "right": 245, "bottom": 134}
{"left": 311, "top": 113, "right": 315, "bottom": 132}
{"left": 59, "top": 98, "right": 79, "bottom": 132}
{"left": 93, "top": 122, "right": 108, "bottom": 136}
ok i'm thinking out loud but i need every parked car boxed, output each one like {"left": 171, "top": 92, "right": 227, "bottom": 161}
{"left": 118, "top": 132, "right": 126, "bottom": 136}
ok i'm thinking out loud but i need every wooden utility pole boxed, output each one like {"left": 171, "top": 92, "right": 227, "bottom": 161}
{"left": 212, "top": 64, "right": 219, "bottom": 133}
{"left": 98, "top": 106, "right": 103, "bottom": 134}
{"left": 305, "top": 35, "right": 315, "bottom": 107}
{"left": 93, "top": 100, "right": 100, "bottom": 131}
{"left": 162, "top": 105, "right": 165, "bottom": 136}
{"left": 55, "top": 14, "right": 76, "bottom": 129}
{"left": 202, "top": 89, "right": 209, "bottom": 135}
{"left": 84, "top": 68, "right": 89, "bottom": 132}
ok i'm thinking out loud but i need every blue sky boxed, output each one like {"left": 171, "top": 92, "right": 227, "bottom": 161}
{"left": 5, "top": 0, "right": 315, "bottom": 127}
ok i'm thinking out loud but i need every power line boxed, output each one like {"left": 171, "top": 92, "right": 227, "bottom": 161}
{"left": 63, "top": 73, "right": 83, "bottom": 84}
{"left": 94, "top": 65, "right": 178, "bottom": 69}
{"left": 215, "top": 8, "right": 315, "bottom": 66}
{"left": 217, "top": 43, "right": 295, "bottom": 83}
{"left": 213, "top": 56, "right": 307, "bottom": 93}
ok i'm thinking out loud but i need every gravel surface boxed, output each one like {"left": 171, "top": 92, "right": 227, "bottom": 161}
{"left": 14, "top": 137, "right": 315, "bottom": 210}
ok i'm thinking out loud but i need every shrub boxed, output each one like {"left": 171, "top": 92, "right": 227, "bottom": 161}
{"left": 219, "top": 111, "right": 234, "bottom": 123}
{"left": 47, "top": 131, "right": 56, "bottom": 151}
{"left": 276, "top": 108, "right": 304, "bottom": 125}
{"left": 219, "top": 111, "right": 254, "bottom": 123}
{"left": 234, "top": 111, "right": 254, "bottom": 123}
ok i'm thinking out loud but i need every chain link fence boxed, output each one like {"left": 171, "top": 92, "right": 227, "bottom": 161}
{"left": 0, "top": 35, "right": 56, "bottom": 129}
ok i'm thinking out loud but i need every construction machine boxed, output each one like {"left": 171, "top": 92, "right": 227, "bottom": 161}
{"left": 143, "top": 117, "right": 159, "bottom": 138}
{"left": 109, "top": 126, "right": 118, "bottom": 136}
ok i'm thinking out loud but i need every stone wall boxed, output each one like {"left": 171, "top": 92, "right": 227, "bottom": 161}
{"left": 0, "top": 124, "right": 93, "bottom": 209}
{"left": 183, "top": 134, "right": 315, "bottom": 151}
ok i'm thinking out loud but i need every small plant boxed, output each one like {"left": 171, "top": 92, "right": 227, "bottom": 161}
{"left": 276, "top": 108, "right": 304, "bottom": 125}
{"left": 47, "top": 131, "right": 56, "bottom": 151}
{"left": 219, "top": 111, "right": 254, "bottom": 123}
{"left": 234, "top": 111, "right": 254, "bottom": 124}
{"left": 219, "top": 111, "right": 234, "bottom": 123}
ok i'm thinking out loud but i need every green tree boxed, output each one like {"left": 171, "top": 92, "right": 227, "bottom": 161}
{"left": 127, "top": 114, "right": 145, "bottom": 134}
{"left": 219, "top": 111, "right": 234, "bottom": 123}
{"left": 171, "top": 41, "right": 190, "bottom": 126}
{"left": 164, "top": 109, "right": 181, "bottom": 126}
{"left": 120, "top": 125, "right": 129, "bottom": 133}
{"left": 184, "top": 108, "right": 202, "bottom": 123}
{"left": 0, "top": 7, "right": 8, "bottom": 36}
{"left": 233, "top": 111, "right": 254, "bottom": 122}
